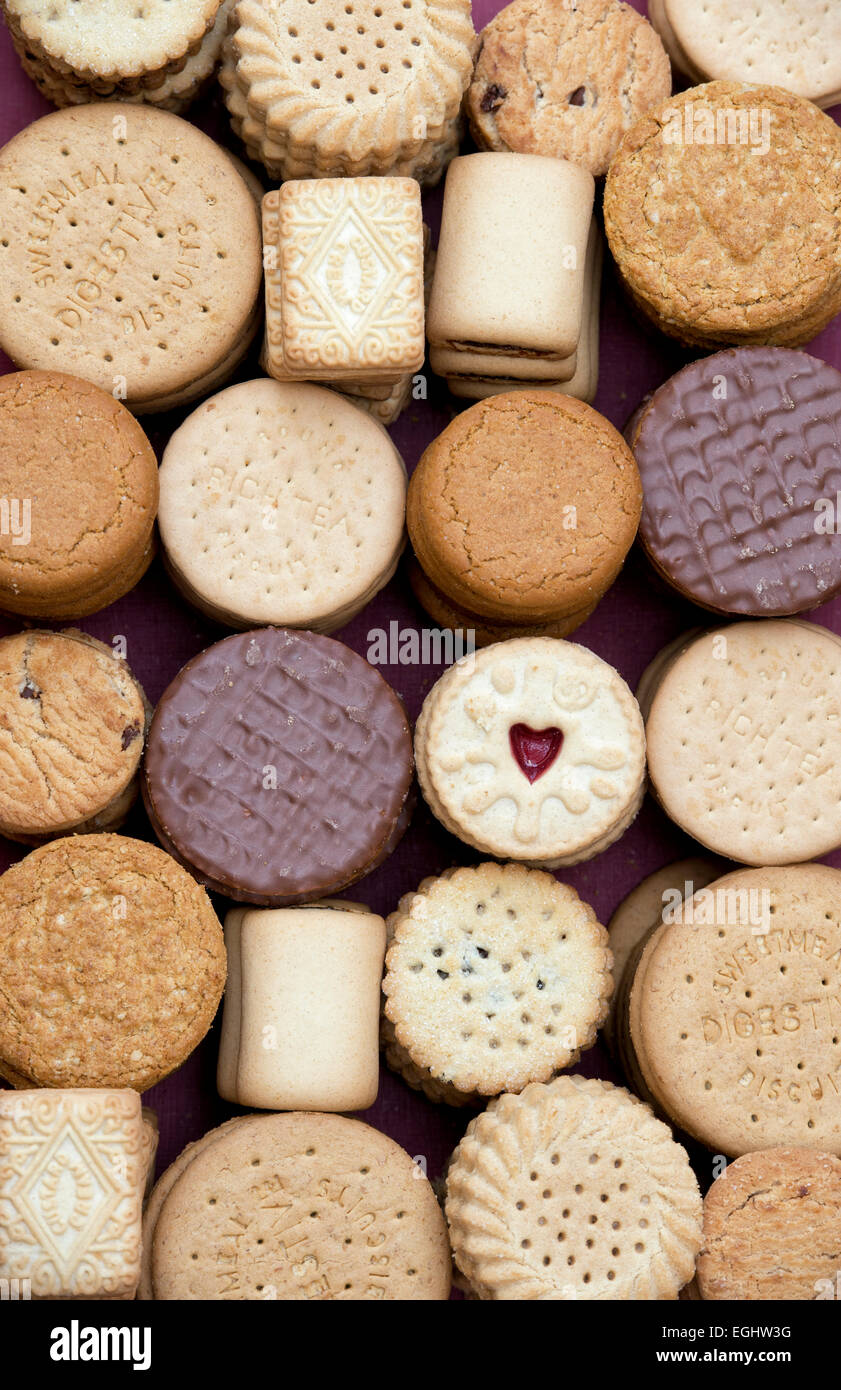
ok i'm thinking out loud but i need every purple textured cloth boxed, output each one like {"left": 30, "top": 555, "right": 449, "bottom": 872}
{"left": 0, "top": 2, "right": 839, "bottom": 1222}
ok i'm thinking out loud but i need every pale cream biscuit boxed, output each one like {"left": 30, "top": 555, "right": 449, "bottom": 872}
{"left": 428, "top": 153, "right": 595, "bottom": 364}
{"left": 228, "top": 0, "right": 474, "bottom": 179}
{"left": 655, "top": 0, "right": 841, "bottom": 109}
{"left": 628, "top": 864, "right": 841, "bottom": 1157}
{"left": 446, "top": 1075, "right": 702, "bottom": 1300}
{"left": 0, "top": 1088, "right": 145, "bottom": 1300}
{"left": 444, "top": 224, "right": 603, "bottom": 403}
{"left": 415, "top": 637, "right": 645, "bottom": 868}
{"left": 383, "top": 863, "right": 612, "bottom": 1100}
{"left": 645, "top": 620, "right": 841, "bottom": 865}
{"left": 698, "top": 1148, "right": 841, "bottom": 1300}
{"left": 0, "top": 104, "right": 263, "bottom": 411}
{"left": 140, "top": 1108, "right": 159, "bottom": 1198}
{"left": 2, "top": 0, "right": 221, "bottom": 85}
{"left": 218, "top": 904, "right": 386, "bottom": 1112}
{"left": 150, "top": 1111, "right": 452, "bottom": 1299}
{"left": 158, "top": 378, "right": 407, "bottom": 632}
{"left": 603, "top": 856, "right": 723, "bottom": 1057}
{"left": 263, "top": 178, "right": 425, "bottom": 384}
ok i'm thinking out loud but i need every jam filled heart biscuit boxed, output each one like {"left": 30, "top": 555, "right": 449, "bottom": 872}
{"left": 415, "top": 637, "right": 645, "bottom": 867}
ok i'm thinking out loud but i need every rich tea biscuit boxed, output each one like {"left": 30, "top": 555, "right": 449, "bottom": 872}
{"left": 0, "top": 629, "right": 150, "bottom": 843}
{"left": 468, "top": 0, "right": 671, "bottom": 177}
{"left": 383, "top": 863, "right": 612, "bottom": 1101}
{"left": 149, "top": 1111, "right": 452, "bottom": 1299}
{"left": 0, "top": 104, "right": 263, "bottom": 410}
{"left": 0, "top": 834, "right": 226, "bottom": 1091}
{"left": 218, "top": 904, "right": 386, "bottom": 1112}
{"left": 650, "top": 0, "right": 841, "bottom": 109}
{"left": 415, "top": 637, "right": 645, "bottom": 868}
{"left": 604, "top": 82, "right": 841, "bottom": 348}
{"left": 0, "top": 371, "right": 158, "bottom": 618}
{"left": 645, "top": 620, "right": 841, "bottom": 864}
{"left": 628, "top": 864, "right": 841, "bottom": 1157}
{"left": 0, "top": 1087, "right": 145, "bottom": 1299}
{"left": 698, "top": 1148, "right": 841, "bottom": 1300}
{"left": 158, "top": 379, "right": 407, "bottom": 632}
{"left": 446, "top": 1075, "right": 702, "bottom": 1299}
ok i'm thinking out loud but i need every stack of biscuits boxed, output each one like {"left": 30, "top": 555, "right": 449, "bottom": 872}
{"left": 1, "top": 0, "right": 231, "bottom": 114}
{"left": 260, "top": 176, "right": 427, "bottom": 425}
{"left": 220, "top": 0, "right": 475, "bottom": 183}
{"left": 427, "top": 152, "right": 601, "bottom": 403}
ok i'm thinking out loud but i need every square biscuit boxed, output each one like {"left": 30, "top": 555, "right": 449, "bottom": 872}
{"left": 263, "top": 177, "right": 426, "bottom": 383}
{"left": 427, "top": 152, "right": 595, "bottom": 358}
{"left": 0, "top": 1089, "right": 145, "bottom": 1300}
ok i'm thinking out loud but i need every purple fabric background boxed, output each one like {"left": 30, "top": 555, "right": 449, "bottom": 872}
{"left": 0, "top": 2, "right": 840, "bottom": 1224}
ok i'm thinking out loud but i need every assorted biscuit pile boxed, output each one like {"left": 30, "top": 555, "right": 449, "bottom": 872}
{"left": 0, "top": 0, "right": 841, "bottom": 1303}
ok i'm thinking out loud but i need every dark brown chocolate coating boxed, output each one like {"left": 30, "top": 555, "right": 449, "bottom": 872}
{"left": 633, "top": 347, "right": 841, "bottom": 616}
{"left": 143, "top": 628, "right": 413, "bottom": 904}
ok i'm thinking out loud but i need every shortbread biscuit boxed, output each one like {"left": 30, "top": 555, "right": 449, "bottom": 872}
{"left": 2, "top": 0, "right": 221, "bottom": 85}
{"left": 446, "top": 1075, "right": 702, "bottom": 1300}
{"left": 0, "top": 1088, "right": 145, "bottom": 1299}
{"left": 0, "top": 630, "right": 150, "bottom": 843}
{"left": 628, "top": 864, "right": 841, "bottom": 1157}
{"left": 652, "top": 0, "right": 841, "bottom": 110}
{"left": 698, "top": 1149, "right": 841, "bottom": 1300}
{"left": 158, "top": 379, "right": 407, "bottom": 632}
{"left": 428, "top": 153, "right": 594, "bottom": 363}
{"left": 0, "top": 104, "right": 263, "bottom": 410}
{"left": 408, "top": 390, "right": 641, "bottom": 624}
{"left": 645, "top": 620, "right": 841, "bottom": 864}
{"left": 218, "top": 904, "right": 386, "bottom": 1112}
{"left": 0, "top": 834, "right": 226, "bottom": 1091}
{"left": 603, "top": 856, "right": 722, "bottom": 1057}
{"left": 383, "top": 863, "right": 612, "bottom": 1100}
{"left": 263, "top": 178, "right": 424, "bottom": 383}
{"left": 416, "top": 637, "right": 645, "bottom": 867}
{"left": 468, "top": 0, "right": 671, "bottom": 177}
{"left": 228, "top": 0, "right": 474, "bottom": 179}
{"left": 150, "top": 1112, "right": 451, "bottom": 1299}
{"left": 0, "top": 371, "right": 158, "bottom": 618}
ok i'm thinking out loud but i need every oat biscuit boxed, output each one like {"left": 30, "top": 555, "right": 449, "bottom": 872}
{"left": 0, "top": 630, "right": 150, "bottom": 843}
{"left": 428, "top": 153, "right": 595, "bottom": 372}
{"left": 0, "top": 104, "right": 263, "bottom": 410}
{"left": 383, "top": 863, "right": 612, "bottom": 1101}
{"left": 627, "top": 864, "right": 841, "bottom": 1156}
{"left": 0, "top": 371, "right": 158, "bottom": 618}
{"left": 604, "top": 82, "right": 841, "bottom": 348}
{"left": 407, "top": 390, "right": 641, "bottom": 629}
{"left": 2, "top": 0, "right": 221, "bottom": 85}
{"left": 468, "top": 0, "right": 671, "bottom": 177}
{"left": 0, "top": 1088, "right": 145, "bottom": 1299}
{"left": 651, "top": 0, "right": 841, "bottom": 109}
{"left": 415, "top": 637, "right": 645, "bottom": 868}
{"left": 226, "top": 0, "right": 474, "bottom": 181}
{"left": 446, "top": 1075, "right": 702, "bottom": 1299}
{"left": 159, "top": 379, "right": 406, "bottom": 633}
{"left": 0, "top": 834, "right": 226, "bottom": 1091}
{"left": 263, "top": 178, "right": 424, "bottom": 384}
{"left": 149, "top": 1112, "right": 451, "bottom": 1299}
{"left": 603, "top": 856, "right": 723, "bottom": 1058}
{"left": 645, "top": 620, "right": 841, "bottom": 864}
{"left": 218, "top": 904, "right": 386, "bottom": 1112}
{"left": 698, "top": 1148, "right": 841, "bottom": 1300}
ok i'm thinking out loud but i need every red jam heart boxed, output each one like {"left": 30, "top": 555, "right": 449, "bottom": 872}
{"left": 509, "top": 724, "right": 563, "bottom": 783}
